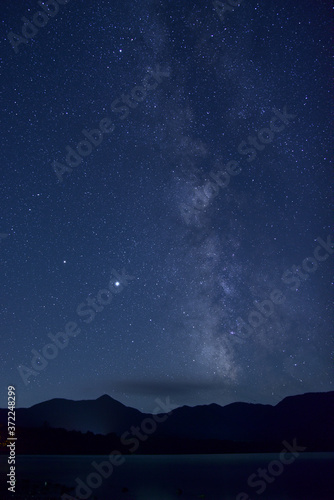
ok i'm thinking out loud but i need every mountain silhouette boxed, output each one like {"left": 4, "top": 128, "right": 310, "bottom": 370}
{"left": 0, "top": 391, "right": 333, "bottom": 453}
{"left": 0, "top": 394, "right": 146, "bottom": 435}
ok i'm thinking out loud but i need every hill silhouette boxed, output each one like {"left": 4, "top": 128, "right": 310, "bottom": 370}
{"left": 0, "top": 391, "right": 333, "bottom": 454}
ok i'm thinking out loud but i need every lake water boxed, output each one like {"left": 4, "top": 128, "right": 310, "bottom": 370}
{"left": 1, "top": 453, "right": 333, "bottom": 499}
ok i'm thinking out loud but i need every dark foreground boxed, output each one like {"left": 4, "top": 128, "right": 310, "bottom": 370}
{"left": 0, "top": 453, "right": 333, "bottom": 499}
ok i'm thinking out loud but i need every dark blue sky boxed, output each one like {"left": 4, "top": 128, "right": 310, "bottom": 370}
{"left": 0, "top": 0, "right": 332, "bottom": 411}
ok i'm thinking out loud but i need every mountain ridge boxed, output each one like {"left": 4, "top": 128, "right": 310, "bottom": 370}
{"left": 0, "top": 391, "right": 333, "bottom": 454}
{"left": 0, "top": 391, "right": 332, "bottom": 447}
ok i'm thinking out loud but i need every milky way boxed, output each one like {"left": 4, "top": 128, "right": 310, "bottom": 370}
{"left": 0, "top": 0, "right": 332, "bottom": 411}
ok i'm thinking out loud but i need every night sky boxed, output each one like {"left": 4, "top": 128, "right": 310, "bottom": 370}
{"left": 0, "top": 0, "right": 333, "bottom": 412}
